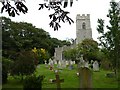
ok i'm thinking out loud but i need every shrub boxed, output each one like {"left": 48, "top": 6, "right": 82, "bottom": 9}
{"left": 11, "top": 51, "right": 36, "bottom": 80}
{"left": 2, "top": 65, "right": 7, "bottom": 84}
{"left": 2, "top": 57, "right": 13, "bottom": 84}
{"left": 23, "top": 75, "right": 44, "bottom": 90}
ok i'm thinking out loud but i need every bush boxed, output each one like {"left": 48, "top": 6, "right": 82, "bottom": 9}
{"left": 11, "top": 51, "right": 36, "bottom": 80}
{"left": 23, "top": 75, "right": 44, "bottom": 90}
{"left": 2, "top": 66, "right": 8, "bottom": 84}
{"left": 2, "top": 57, "right": 13, "bottom": 84}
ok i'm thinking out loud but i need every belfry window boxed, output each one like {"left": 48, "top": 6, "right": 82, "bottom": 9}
{"left": 82, "top": 22, "right": 86, "bottom": 29}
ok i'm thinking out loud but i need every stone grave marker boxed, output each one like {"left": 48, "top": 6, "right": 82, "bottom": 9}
{"left": 69, "top": 60, "right": 74, "bottom": 70}
{"left": 57, "top": 61, "right": 63, "bottom": 69}
{"left": 93, "top": 61, "right": 99, "bottom": 71}
{"left": 66, "top": 61, "right": 69, "bottom": 67}
{"left": 85, "top": 61, "right": 89, "bottom": 68}
{"left": 45, "top": 60, "right": 47, "bottom": 64}
{"left": 78, "top": 59, "right": 85, "bottom": 68}
{"left": 73, "top": 61, "right": 75, "bottom": 64}
{"left": 61, "top": 60, "right": 66, "bottom": 68}
{"left": 49, "top": 59, "right": 54, "bottom": 70}
{"left": 52, "top": 70, "right": 64, "bottom": 90}
{"left": 78, "top": 67, "right": 92, "bottom": 88}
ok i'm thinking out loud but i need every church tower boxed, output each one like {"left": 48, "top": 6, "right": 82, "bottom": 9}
{"left": 76, "top": 14, "right": 92, "bottom": 44}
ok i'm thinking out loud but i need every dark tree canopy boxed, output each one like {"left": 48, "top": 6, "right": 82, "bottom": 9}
{"left": 1, "top": 17, "right": 71, "bottom": 59}
{"left": 1, "top": 0, "right": 78, "bottom": 30}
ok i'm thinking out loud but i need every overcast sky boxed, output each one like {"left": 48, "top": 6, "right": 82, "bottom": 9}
{"left": 0, "top": 0, "right": 120, "bottom": 41}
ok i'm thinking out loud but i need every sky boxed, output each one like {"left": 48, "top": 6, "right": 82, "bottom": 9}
{"left": 0, "top": 0, "right": 120, "bottom": 42}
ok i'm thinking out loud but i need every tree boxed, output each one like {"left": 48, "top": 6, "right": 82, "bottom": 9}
{"left": 10, "top": 51, "right": 36, "bottom": 81}
{"left": 77, "top": 39, "right": 99, "bottom": 61}
{"left": 2, "top": 17, "right": 70, "bottom": 59}
{"left": 2, "top": 57, "right": 13, "bottom": 84}
{"left": 63, "top": 48, "right": 77, "bottom": 61}
{"left": 1, "top": 0, "right": 78, "bottom": 30}
{"left": 97, "top": 1, "right": 120, "bottom": 74}
{"left": 32, "top": 47, "right": 50, "bottom": 64}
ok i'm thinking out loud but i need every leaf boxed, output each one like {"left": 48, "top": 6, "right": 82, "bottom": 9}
{"left": 39, "top": 4, "right": 44, "bottom": 10}
{"left": 1, "top": 5, "right": 5, "bottom": 13}
{"left": 56, "top": 2, "right": 62, "bottom": 5}
{"left": 11, "top": 10, "right": 15, "bottom": 17}
{"left": 63, "top": 2, "right": 68, "bottom": 8}
{"left": 49, "top": 14, "right": 53, "bottom": 19}
{"left": 44, "top": 4, "right": 48, "bottom": 8}
{"left": 70, "top": 0, "right": 73, "bottom": 7}
{"left": 49, "top": 21, "right": 54, "bottom": 28}
{"left": 53, "top": 15, "right": 57, "bottom": 21}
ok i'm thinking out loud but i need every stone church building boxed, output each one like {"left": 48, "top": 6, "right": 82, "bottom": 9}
{"left": 54, "top": 14, "right": 92, "bottom": 61}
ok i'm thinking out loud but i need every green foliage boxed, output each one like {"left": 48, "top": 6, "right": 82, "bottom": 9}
{"left": 2, "top": 57, "right": 13, "bottom": 84}
{"left": 32, "top": 47, "right": 50, "bottom": 64}
{"left": 77, "top": 39, "right": 99, "bottom": 61}
{"left": 63, "top": 39, "right": 102, "bottom": 63}
{"left": 10, "top": 51, "right": 36, "bottom": 79}
{"left": 23, "top": 74, "right": 44, "bottom": 90}
{"left": 97, "top": 1, "right": 120, "bottom": 71}
{"left": 63, "top": 48, "right": 77, "bottom": 61}
{"left": 2, "top": 17, "right": 71, "bottom": 59}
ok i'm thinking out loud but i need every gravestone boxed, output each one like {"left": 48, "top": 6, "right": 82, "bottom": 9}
{"left": 73, "top": 61, "right": 75, "bottom": 64}
{"left": 85, "top": 61, "right": 89, "bottom": 68}
{"left": 90, "top": 60, "right": 94, "bottom": 69}
{"left": 49, "top": 59, "right": 54, "bottom": 70}
{"left": 61, "top": 60, "right": 66, "bottom": 68}
{"left": 44, "top": 60, "right": 48, "bottom": 68}
{"left": 54, "top": 60, "right": 57, "bottom": 64}
{"left": 53, "top": 59, "right": 57, "bottom": 65}
{"left": 45, "top": 60, "right": 47, "bottom": 64}
{"left": 52, "top": 70, "right": 64, "bottom": 90}
{"left": 69, "top": 60, "right": 74, "bottom": 70}
{"left": 57, "top": 61, "right": 62, "bottom": 69}
{"left": 66, "top": 61, "right": 69, "bottom": 67}
{"left": 78, "top": 67, "right": 92, "bottom": 88}
{"left": 93, "top": 61, "right": 99, "bottom": 71}
{"left": 78, "top": 58, "right": 85, "bottom": 68}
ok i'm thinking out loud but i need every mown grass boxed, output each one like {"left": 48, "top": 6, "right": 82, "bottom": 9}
{"left": 2, "top": 64, "right": 119, "bottom": 89}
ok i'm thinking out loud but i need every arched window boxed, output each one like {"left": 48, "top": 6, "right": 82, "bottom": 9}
{"left": 82, "top": 22, "right": 86, "bottom": 29}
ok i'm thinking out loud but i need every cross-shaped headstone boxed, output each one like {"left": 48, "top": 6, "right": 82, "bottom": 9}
{"left": 52, "top": 70, "right": 64, "bottom": 90}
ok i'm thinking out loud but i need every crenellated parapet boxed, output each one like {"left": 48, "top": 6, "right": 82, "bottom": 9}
{"left": 76, "top": 14, "right": 90, "bottom": 20}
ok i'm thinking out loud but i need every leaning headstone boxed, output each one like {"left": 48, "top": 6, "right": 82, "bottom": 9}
{"left": 78, "top": 67, "right": 92, "bottom": 88}
{"left": 93, "top": 61, "right": 99, "bottom": 71}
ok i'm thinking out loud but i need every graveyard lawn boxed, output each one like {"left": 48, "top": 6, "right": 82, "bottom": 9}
{"left": 2, "top": 64, "right": 119, "bottom": 89}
